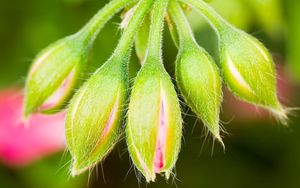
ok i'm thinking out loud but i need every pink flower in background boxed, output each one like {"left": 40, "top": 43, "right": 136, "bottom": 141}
{"left": 0, "top": 88, "right": 65, "bottom": 167}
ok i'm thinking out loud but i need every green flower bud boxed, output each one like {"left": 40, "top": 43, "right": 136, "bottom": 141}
{"left": 126, "top": 59, "right": 182, "bottom": 182}
{"left": 176, "top": 41, "right": 223, "bottom": 143}
{"left": 24, "top": 34, "right": 88, "bottom": 116}
{"left": 219, "top": 28, "right": 287, "bottom": 121}
{"left": 169, "top": 0, "right": 223, "bottom": 143}
{"left": 66, "top": 57, "right": 128, "bottom": 176}
{"left": 23, "top": 0, "right": 135, "bottom": 117}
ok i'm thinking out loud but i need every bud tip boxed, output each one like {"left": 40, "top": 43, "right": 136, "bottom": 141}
{"left": 215, "top": 134, "right": 225, "bottom": 151}
{"left": 70, "top": 160, "right": 89, "bottom": 177}
{"left": 269, "top": 104, "right": 289, "bottom": 126}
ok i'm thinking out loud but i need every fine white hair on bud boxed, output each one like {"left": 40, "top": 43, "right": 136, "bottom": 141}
{"left": 66, "top": 57, "right": 128, "bottom": 176}
{"left": 219, "top": 28, "right": 287, "bottom": 123}
{"left": 126, "top": 62, "right": 182, "bottom": 182}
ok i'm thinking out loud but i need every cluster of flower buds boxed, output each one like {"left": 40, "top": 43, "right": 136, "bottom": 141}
{"left": 24, "top": 0, "right": 288, "bottom": 182}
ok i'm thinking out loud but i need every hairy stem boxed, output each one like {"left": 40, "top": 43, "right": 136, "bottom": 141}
{"left": 113, "top": 0, "right": 154, "bottom": 61}
{"left": 145, "top": 0, "right": 169, "bottom": 60}
{"left": 168, "top": 0, "right": 196, "bottom": 48}
{"left": 78, "top": 0, "right": 136, "bottom": 46}
{"left": 180, "top": 0, "right": 229, "bottom": 32}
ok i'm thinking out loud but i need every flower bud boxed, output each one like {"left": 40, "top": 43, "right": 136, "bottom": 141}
{"left": 219, "top": 28, "right": 287, "bottom": 120}
{"left": 24, "top": 34, "right": 89, "bottom": 116}
{"left": 126, "top": 60, "right": 182, "bottom": 182}
{"left": 176, "top": 41, "right": 223, "bottom": 143}
{"left": 66, "top": 57, "right": 128, "bottom": 176}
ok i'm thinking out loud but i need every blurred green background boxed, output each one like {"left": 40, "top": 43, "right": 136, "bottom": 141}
{"left": 0, "top": 0, "right": 300, "bottom": 187}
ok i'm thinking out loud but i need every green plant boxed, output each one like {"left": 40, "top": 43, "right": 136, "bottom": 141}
{"left": 24, "top": 0, "right": 288, "bottom": 182}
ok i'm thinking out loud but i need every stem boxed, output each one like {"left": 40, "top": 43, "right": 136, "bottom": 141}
{"left": 165, "top": 12, "right": 180, "bottom": 48}
{"left": 168, "top": 1, "right": 196, "bottom": 48}
{"left": 145, "top": 0, "right": 169, "bottom": 59}
{"left": 78, "top": 0, "right": 136, "bottom": 46}
{"left": 113, "top": 0, "right": 154, "bottom": 60}
{"left": 180, "top": 0, "right": 229, "bottom": 33}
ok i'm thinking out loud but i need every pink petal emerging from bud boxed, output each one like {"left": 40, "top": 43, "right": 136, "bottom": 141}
{"left": 154, "top": 93, "right": 167, "bottom": 173}
{"left": 126, "top": 65, "right": 182, "bottom": 182}
{"left": 40, "top": 70, "right": 75, "bottom": 111}
{"left": 0, "top": 88, "right": 65, "bottom": 167}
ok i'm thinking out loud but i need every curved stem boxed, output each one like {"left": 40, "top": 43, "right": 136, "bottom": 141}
{"left": 113, "top": 0, "right": 154, "bottom": 61}
{"left": 168, "top": 1, "right": 196, "bottom": 48}
{"left": 78, "top": 0, "right": 136, "bottom": 46}
{"left": 145, "top": 0, "right": 169, "bottom": 60}
{"left": 179, "top": 0, "right": 229, "bottom": 33}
